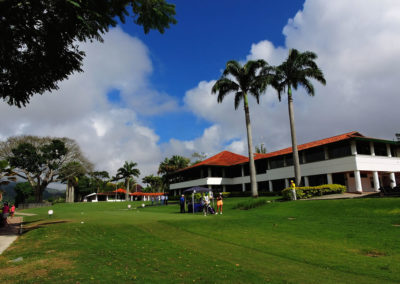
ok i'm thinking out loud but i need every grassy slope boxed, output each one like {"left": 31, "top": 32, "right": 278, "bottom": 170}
{"left": 0, "top": 197, "right": 399, "bottom": 283}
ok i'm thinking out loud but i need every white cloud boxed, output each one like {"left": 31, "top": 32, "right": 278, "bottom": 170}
{"left": 180, "top": 0, "right": 400, "bottom": 157}
{"left": 0, "top": 28, "right": 175, "bottom": 178}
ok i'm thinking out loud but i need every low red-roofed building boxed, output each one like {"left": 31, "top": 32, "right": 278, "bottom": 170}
{"left": 168, "top": 131, "right": 400, "bottom": 194}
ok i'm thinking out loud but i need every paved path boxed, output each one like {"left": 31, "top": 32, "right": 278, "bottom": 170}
{"left": 0, "top": 216, "right": 22, "bottom": 255}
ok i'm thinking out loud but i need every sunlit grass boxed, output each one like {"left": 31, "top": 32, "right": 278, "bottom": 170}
{"left": 1, "top": 197, "right": 399, "bottom": 283}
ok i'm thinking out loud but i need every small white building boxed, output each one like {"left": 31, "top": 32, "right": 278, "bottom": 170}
{"left": 168, "top": 131, "right": 400, "bottom": 194}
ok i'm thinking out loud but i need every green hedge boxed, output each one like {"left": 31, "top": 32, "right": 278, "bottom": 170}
{"left": 281, "top": 184, "right": 347, "bottom": 200}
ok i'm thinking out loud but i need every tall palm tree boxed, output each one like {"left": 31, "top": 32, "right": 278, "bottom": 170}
{"left": 212, "top": 60, "right": 274, "bottom": 198}
{"left": 116, "top": 161, "right": 141, "bottom": 201}
{"left": 59, "top": 161, "right": 87, "bottom": 203}
{"left": 274, "top": 49, "right": 326, "bottom": 188}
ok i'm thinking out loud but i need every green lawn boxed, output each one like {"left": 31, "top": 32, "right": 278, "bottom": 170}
{"left": 1, "top": 197, "right": 400, "bottom": 283}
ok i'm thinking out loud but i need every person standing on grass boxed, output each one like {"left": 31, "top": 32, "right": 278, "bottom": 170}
{"left": 180, "top": 194, "right": 185, "bottom": 213}
{"left": 2, "top": 202, "right": 9, "bottom": 223}
{"left": 203, "top": 193, "right": 210, "bottom": 216}
{"left": 216, "top": 193, "right": 223, "bottom": 215}
{"left": 10, "top": 204, "right": 15, "bottom": 217}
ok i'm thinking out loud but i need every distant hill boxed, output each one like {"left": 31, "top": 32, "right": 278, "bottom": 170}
{"left": 0, "top": 182, "right": 65, "bottom": 202}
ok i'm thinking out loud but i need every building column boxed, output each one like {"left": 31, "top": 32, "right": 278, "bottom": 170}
{"left": 208, "top": 167, "right": 212, "bottom": 177}
{"left": 241, "top": 165, "right": 244, "bottom": 176}
{"left": 387, "top": 144, "right": 392, "bottom": 157}
{"left": 369, "top": 142, "right": 375, "bottom": 156}
{"left": 268, "top": 180, "right": 273, "bottom": 192}
{"left": 304, "top": 176, "right": 309, "bottom": 187}
{"left": 242, "top": 183, "right": 246, "bottom": 192}
{"left": 390, "top": 172, "right": 397, "bottom": 188}
{"left": 324, "top": 146, "right": 329, "bottom": 160}
{"left": 327, "top": 173, "right": 333, "bottom": 184}
{"left": 372, "top": 171, "right": 380, "bottom": 192}
{"left": 285, "top": 179, "right": 289, "bottom": 189}
{"left": 351, "top": 141, "right": 357, "bottom": 155}
{"left": 222, "top": 168, "right": 226, "bottom": 178}
{"left": 223, "top": 185, "right": 226, "bottom": 192}
{"left": 208, "top": 185, "right": 212, "bottom": 189}
{"left": 354, "top": 170, "right": 362, "bottom": 193}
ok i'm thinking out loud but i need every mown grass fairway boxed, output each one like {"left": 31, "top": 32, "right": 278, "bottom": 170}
{"left": 1, "top": 197, "right": 400, "bottom": 283}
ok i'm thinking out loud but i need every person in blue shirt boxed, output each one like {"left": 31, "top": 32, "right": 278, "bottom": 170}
{"left": 180, "top": 194, "right": 185, "bottom": 213}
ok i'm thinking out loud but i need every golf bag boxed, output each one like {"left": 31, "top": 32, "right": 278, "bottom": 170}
{"left": 208, "top": 206, "right": 215, "bottom": 214}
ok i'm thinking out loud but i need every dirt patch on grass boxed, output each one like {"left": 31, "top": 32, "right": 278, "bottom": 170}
{"left": 22, "top": 220, "right": 71, "bottom": 233}
{"left": 361, "top": 249, "right": 387, "bottom": 257}
{"left": 0, "top": 252, "right": 76, "bottom": 281}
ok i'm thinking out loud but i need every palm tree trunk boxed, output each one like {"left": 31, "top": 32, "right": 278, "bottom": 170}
{"left": 125, "top": 178, "right": 130, "bottom": 201}
{"left": 288, "top": 86, "right": 301, "bottom": 190}
{"left": 243, "top": 93, "right": 258, "bottom": 198}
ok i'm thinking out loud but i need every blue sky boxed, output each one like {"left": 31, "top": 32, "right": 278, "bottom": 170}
{"left": 118, "top": 0, "right": 304, "bottom": 142}
{"left": 1, "top": 0, "right": 399, "bottom": 178}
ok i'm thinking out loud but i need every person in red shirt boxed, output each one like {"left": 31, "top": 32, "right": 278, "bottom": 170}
{"left": 2, "top": 202, "right": 9, "bottom": 225}
{"left": 10, "top": 204, "right": 15, "bottom": 217}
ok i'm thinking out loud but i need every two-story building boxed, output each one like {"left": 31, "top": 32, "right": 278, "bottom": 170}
{"left": 168, "top": 131, "right": 400, "bottom": 195}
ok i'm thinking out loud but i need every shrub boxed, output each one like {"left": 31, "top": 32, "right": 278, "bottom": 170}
{"left": 281, "top": 184, "right": 346, "bottom": 200}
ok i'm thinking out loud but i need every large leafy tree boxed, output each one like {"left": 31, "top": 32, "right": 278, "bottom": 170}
{"left": 142, "top": 175, "right": 162, "bottom": 192}
{"left": 158, "top": 155, "right": 190, "bottom": 191}
{"left": 212, "top": 60, "right": 274, "bottom": 198}
{"left": 273, "top": 49, "right": 326, "bottom": 188}
{"left": 89, "top": 171, "right": 110, "bottom": 193}
{"left": 0, "top": 0, "right": 177, "bottom": 107}
{"left": 116, "top": 161, "right": 140, "bottom": 201}
{"left": 0, "top": 135, "right": 93, "bottom": 202}
{"left": 59, "top": 161, "right": 87, "bottom": 203}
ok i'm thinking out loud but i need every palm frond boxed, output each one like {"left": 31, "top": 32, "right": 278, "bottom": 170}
{"left": 298, "top": 78, "right": 315, "bottom": 96}
{"left": 234, "top": 92, "right": 244, "bottom": 110}
{"left": 222, "top": 60, "right": 242, "bottom": 78}
{"left": 212, "top": 78, "right": 239, "bottom": 104}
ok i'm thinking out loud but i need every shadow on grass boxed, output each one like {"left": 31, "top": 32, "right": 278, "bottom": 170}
{"left": 21, "top": 220, "right": 70, "bottom": 235}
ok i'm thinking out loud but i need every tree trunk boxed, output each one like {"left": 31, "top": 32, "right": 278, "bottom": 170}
{"left": 66, "top": 180, "right": 75, "bottom": 203}
{"left": 243, "top": 93, "right": 258, "bottom": 198}
{"left": 125, "top": 178, "right": 130, "bottom": 201}
{"left": 34, "top": 184, "right": 46, "bottom": 203}
{"left": 288, "top": 86, "right": 301, "bottom": 189}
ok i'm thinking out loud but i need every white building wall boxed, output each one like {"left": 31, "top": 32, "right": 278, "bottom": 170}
{"left": 169, "top": 148, "right": 400, "bottom": 192}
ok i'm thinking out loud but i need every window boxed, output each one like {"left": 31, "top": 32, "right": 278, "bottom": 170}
{"left": 304, "top": 147, "right": 325, "bottom": 163}
{"left": 374, "top": 142, "right": 388, "bottom": 156}
{"left": 257, "top": 181, "right": 269, "bottom": 192}
{"left": 332, "top": 173, "right": 346, "bottom": 186}
{"left": 284, "top": 154, "right": 293, "bottom": 166}
{"left": 308, "top": 174, "right": 327, "bottom": 186}
{"left": 328, "top": 142, "right": 351, "bottom": 159}
{"left": 255, "top": 159, "right": 267, "bottom": 174}
{"left": 356, "top": 141, "right": 371, "bottom": 155}
{"left": 271, "top": 179, "right": 286, "bottom": 192}
{"left": 390, "top": 145, "right": 398, "bottom": 157}
{"left": 226, "top": 165, "right": 242, "bottom": 177}
{"left": 269, "top": 157, "right": 284, "bottom": 169}
{"left": 211, "top": 167, "right": 222, "bottom": 177}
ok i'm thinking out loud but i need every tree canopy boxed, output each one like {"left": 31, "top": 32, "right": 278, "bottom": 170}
{"left": 212, "top": 59, "right": 275, "bottom": 198}
{"left": 0, "top": 135, "right": 93, "bottom": 202}
{"left": 116, "top": 161, "right": 140, "bottom": 200}
{"left": 0, "top": 0, "right": 177, "bottom": 107}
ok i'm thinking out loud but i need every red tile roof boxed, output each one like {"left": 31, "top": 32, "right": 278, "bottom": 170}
{"left": 255, "top": 131, "right": 363, "bottom": 160}
{"left": 176, "top": 150, "right": 248, "bottom": 172}
{"left": 175, "top": 131, "right": 365, "bottom": 172}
